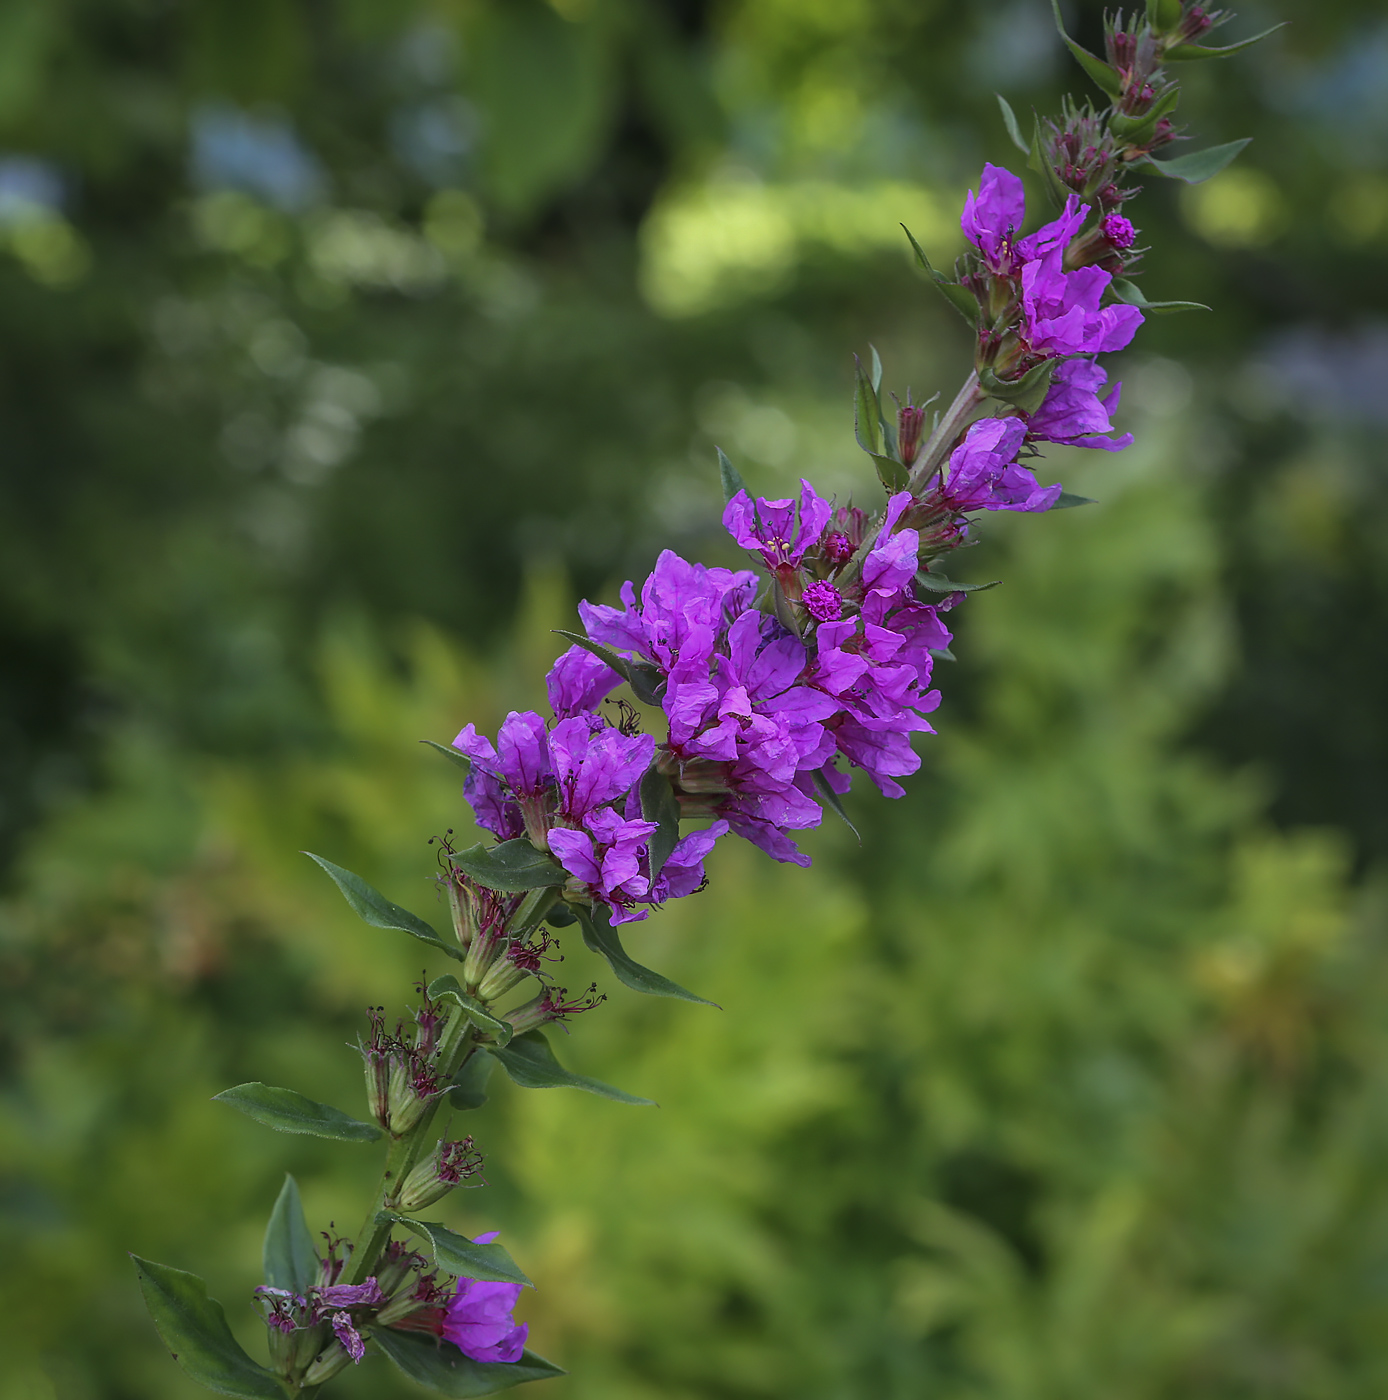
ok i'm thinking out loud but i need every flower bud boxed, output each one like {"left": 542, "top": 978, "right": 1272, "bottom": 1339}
{"left": 396, "top": 1136, "right": 485, "bottom": 1213}
{"left": 507, "top": 983, "right": 605, "bottom": 1037}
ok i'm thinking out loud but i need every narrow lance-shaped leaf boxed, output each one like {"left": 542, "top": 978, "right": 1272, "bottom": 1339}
{"left": 811, "top": 769, "right": 860, "bottom": 842}
{"left": 490, "top": 1029, "right": 655, "bottom": 1106}
{"left": 871, "top": 452, "right": 909, "bottom": 494}
{"left": 449, "top": 1047, "right": 496, "bottom": 1111}
{"left": 372, "top": 1328, "right": 565, "bottom": 1398}
{"left": 638, "top": 765, "right": 680, "bottom": 884}
{"left": 980, "top": 360, "right": 1057, "bottom": 415}
{"left": 553, "top": 628, "right": 664, "bottom": 706}
{"left": 263, "top": 1174, "right": 317, "bottom": 1295}
{"left": 574, "top": 901, "right": 718, "bottom": 1006}
{"left": 915, "top": 570, "right": 1002, "bottom": 595}
{"left": 213, "top": 1083, "right": 382, "bottom": 1142}
{"left": 420, "top": 738, "right": 472, "bottom": 774}
{"left": 1110, "top": 278, "right": 1210, "bottom": 315}
{"left": 1028, "top": 112, "right": 1074, "bottom": 211}
{"left": 1143, "top": 138, "right": 1251, "bottom": 184}
{"left": 428, "top": 974, "right": 514, "bottom": 1047}
{"left": 131, "top": 1256, "right": 283, "bottom": 1400}
{"left": 853, "top": 356, "right": 881, "bottom": 456}
{"left": 1047, "top": 492, "right": 1097, "bottom": 511}
{"left": 377, "top": 1211, "right": 533, "bottom": 1286}
{"left": 716, "top": 445, "right": 746, "bottom": 504}
{"left": 1049, "top": 0, "right": 1123, "bottom": 96}
{"left": 304, "top": 852, "right": 462, "bottom": 962}
{"left": 449, "top": 838, "right": 565, "bottom": 894}
{"left": 996, "top": 93, "right": 1029, "bottom": 154}
{"left": 1146, "top": 0, "right": 1182, "bottom": 31}
{"left": 901, "top": 225, "right": 980, "bottom": 327}
{"left": 1165, "top": 23, "right": 1286, "bottom": 61}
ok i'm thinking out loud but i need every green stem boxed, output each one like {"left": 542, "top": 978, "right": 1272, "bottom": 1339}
{"left": 907, "top": 370, "right": 984, "bottom": 495}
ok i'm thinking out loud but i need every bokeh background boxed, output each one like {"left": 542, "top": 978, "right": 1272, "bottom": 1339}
{"left": 3, "top": 0, "right": 1388, "bottom": 1396}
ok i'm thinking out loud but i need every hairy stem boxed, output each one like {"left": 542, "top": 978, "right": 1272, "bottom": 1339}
{"left": 907, "top": 369, "right": 985, "bottom": 495}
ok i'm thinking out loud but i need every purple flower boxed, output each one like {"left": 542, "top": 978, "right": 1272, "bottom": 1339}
{"left": 1025, "top": 357, "right": 1133, "bottom": 452}
{"left": 330, "top": 1311, "right": 366, "bottom": 1363}
{"left": 649, "top": 820, "right": 728, "bottom": 900}
{"left": 579, "top": 550, "right": 758, "bottom": 680}
{"left": 549, "top": 714, "right": 654, "bottom": 824}
{"left": 318, "top": 1279, "right": 385, "bottom": 1309}
{"left": 962, "top": 165, "right": 1088, "bottom": 275}
{"left": 723, "top": 480, "right": 834, "bottom": 575}
{"left": 802, "top": 580, "right": 843, "bottom": 622}
{"left": 1101, "top": 212, "right": 1136, "bottom": 249}
{"left": 862, "top": 491, "right": 919, "bottom": 596}
{"left": 441, "top": 1238, "right": 528, "bottom": 1365}
{"left": 546, "top": 645, "right": 621, "bottom": 720}
{"left": 1021, "top": 253, "right": 1143, "bottom": 357}
{"left": 549, "top": 808, "right": 658, "bottom": 923}
{"left": 453, "top": 712, "right": 553, "bottom": 842}
{"left": 933, "top": 417, "right": 1061, "bottom": 514}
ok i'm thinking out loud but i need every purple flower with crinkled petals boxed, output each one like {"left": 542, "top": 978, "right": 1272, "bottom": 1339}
{"left": 862, "top": 491, "right": 919, "bottom": 596}
{"left": 546, "top": 645, "right": 621, "bottom": 719}
{"left": 454, "top": 711, "right": 556, "bottom": 843}
{"left": 441, "top": 1233, "right": 528, "bottom": 1365}
{"left": 930, "top": 417, "right": 1060, "bottom": 514}
{"left": 648, "top": 820, "right": 728, "bottom": 901}
{"left": 723, "top": 480, "right": 834, "bottom": 576}
{"left": 549, "top": 808, "right": 658, "bottom": 923}
{"left": 962, "top": 165, "right": 1088, "bottom": 276}
{"left": 802, "top": 580, "right": 843, "bottom": 622}
{"left": 330, "top": 1312, "right": 366, "bottom": 1363}
{"left": 1021, "top": 253, "right": 1143, "bottom": 357}
{"left": 318, "top": 1278, "right": 385, "bottom": 1309}
{"left": 1024, "top": 357, "right": 1133, "bottom": 452}
{"left": 549, "top": 714, "right": 654, "bottom": 825}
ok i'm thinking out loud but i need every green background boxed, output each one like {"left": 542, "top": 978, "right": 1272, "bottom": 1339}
{"left": 4, "top": 0, "right": 1388, "bottom": 1396}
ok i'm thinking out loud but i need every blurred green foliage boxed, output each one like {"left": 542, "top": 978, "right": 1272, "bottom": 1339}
{"left": 2, "top": 0, "right": 1388, "bottom": 1396}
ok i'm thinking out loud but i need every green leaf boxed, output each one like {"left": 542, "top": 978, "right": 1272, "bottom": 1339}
{"left": 871, "top": 452, "right": 909, "bottom": 494}
{"left": 996, "top": 94, "right": 1029, "bottom": 154}
{"left": 379, "top": 1211, "right": 533, "bottom": 1286}
{"left": 1110, "top": 277, "right": 1210, "bottom": 314}
{"left": 373, "top": 1328, "right": 564, "bottom": 1397}
{"left": 638, "top": 765, "right": 681, "bottom": 883}
{"left": 213, "top": 1083, "right": 382, "bottom": 1142}
{"left": 304, "top": 852, "right": 462, "bottom": 962}
{"left": 1109, "top": 86, "right": 1180, "bottom": 143}
{"left": 716, "top": 445, "right": 746, "bottom": 504}
{"left": 421, "top": 739, "right": 472, "bottom": 774}
{"left": 449, "top": 1047, "right": 497, "bottom": 1110}
{"left": 853, "top": 356, "right": 881, "bottom": 456}
{"left": 1143, "top": 138, "right": 1251, "bottom": 184}
{"left": 574, "top": 901, "right": 717, "bottom": 1006}
{"left": 553, "top": 629, "right": 664, "bottom": 706}
{"left": 869, "top": 342, "right": 884, "bottom": 394}
{"left": 901, "top": 225, "right": 980, "bottom": 327}
{"left": 491, "top": 1029, "right": 655, "bottom": 1105}
{"left": 450, "top": 839, "right": 565, "bottom": 894}
{"left": 131, "top": 1256, "right": 283, "bottom": 1400}
{"left": 1048, "top": 492, "right": 1097, "bottom": 510}
{"left": 1146, "top": 0, "right": 1182, "bottom": 30}
{"left": 915, "top": 570, "right": 1001, "bottom": 595}
{"left": 1050, "top": 0, "right": 1123, "bottom": 96}
{"left": 1165, "top": 23, "right": 1286, "bottom": 60}
{"left": 930, "top": 645, "right": 957, "bottom": 662}
{"left": 980, "top": 360, "right": 1057, "bottom": 415}
{"left": 263, "top": 1174, "right": 317, "bottom": 1295}
{"left": 811, "top": 769, "right": 860, "bottom": 841}
{"left": 427, "top": 974, "right": 515, "bottom": 1046}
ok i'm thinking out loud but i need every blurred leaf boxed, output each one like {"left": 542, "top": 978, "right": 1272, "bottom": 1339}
{"left": 372, "top": 1328, "right": 564, "bottom": 1396}
{"left": 131, "top": 1256, "right": 283, "bottom": 1399}
{"left": 213, "top": 1083, "right": 382, "bottom": 1142}
{"left": 421, "top": 739, "right": 472, "bottom": 774}
{"left": 639, "top": 765, "right": 681, "bottom": 883}
{"left": 1166, "top": 24, "right": 1287, "bottom": 60}
{"left": 871, "top": 452, "right": 910, "bottom": 493}
{"left": 1144, "top": 139, "right": 1252, "bottom": 183}
{"left": 450, "top": 838, "right": 564, "bottom": 894}
{"left": 902, "top": 225, "right": 980, "bottom": 326}
{"left": 378, "top": 1211, "right": 533, "bottom": 1285}
{"left": 1146, "top": 0, "right": 1183, "bottom": 30}
{"left": 490, "top": 1029, "right": 655, "bottom": 1105}
{"left": 1047, "top": 492, "right": 1098, "bottom": 510}
{"left": 449, "top": 1047, "right": 497, "bottom": 1111}
{"left": 854, "top": 356, "right": 882, "bottom": 456}
{"left": 304, "top": 853, "right": 462, "bottom": 962}
{"left": 811, "top": 769, "right": 860, "bottom": 841}
{"left": 980, "top": 361, "right": 1056, "bottom": 414}
{"left": 574, "top": 900, "right": 717, "bottom": 1005}
{"left": 916, "top": 570, "right": 1001, "bottom": 594}
{"left": 996, "top": 94, "right": 1029, "bottom": 154}
{"left": 1111, "top": 277, "right": 1211, "bottom": 313}
{"left": 553, "top": 629, "right": 665, "bottom": 706}
{"left": 263, "top": 1174, "right": 317, "bottom": 1295}
{"left": 1049, "top": 0, "right": 1123, "bottom": 95}
{"left": 428, "top": 974, "right": 514, "bottom": 1046}
{"left": 717, "top": 447, "right": 747, "bottom": 504}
